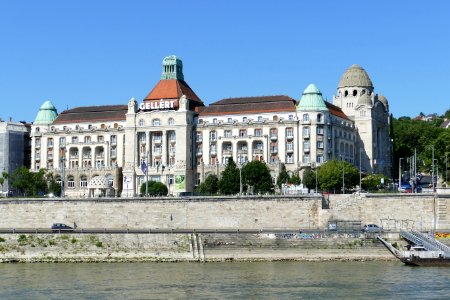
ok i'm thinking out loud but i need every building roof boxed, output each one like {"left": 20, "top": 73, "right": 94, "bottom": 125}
{"left": 197, "top": 95, "right": 296, "bottom": 116}
{"left": 297, "top": 84, "right": 328, "bottom": 111}
{"left": 356, "top": 93, "right": 373, "bottom": 107}
{"left": 440, "top": 119, "right": 450, "bottom": 129}
{"left": 338, "top": 64, "right": 373, "bottom": 88}
{"left": 325, "top": 102, "right": 351, "bottom": 121}
{"left": 53, "top": 105, "right": 127, "bottom": 124}
{"left": 34, "top": 101, "right": 58, "bottom": 125}
{"left": 143, "top": 79, "right": 203, "bottom": 105}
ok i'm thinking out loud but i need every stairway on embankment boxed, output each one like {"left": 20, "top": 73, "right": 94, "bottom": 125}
{"left": 199, "top": 233, "right": 396, "bottom": 261}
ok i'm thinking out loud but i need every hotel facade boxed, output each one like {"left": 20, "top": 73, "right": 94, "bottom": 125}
{"left": 30, "top": 56, "right": 392, "bottom": 197}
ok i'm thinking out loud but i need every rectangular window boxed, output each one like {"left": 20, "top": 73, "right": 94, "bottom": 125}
{"left": 303, "top": 155, "right": 310, "bottom": 164}
{"left": 286, "top": 128, "right": 294, "bottom": 138}
{"left": 317, "top": 155, "right": 324, "bottom": 163}
{"left": 286, "top": 154, "right": 294, "bottom": 164}
{"left": 254, "top": 129, "right": 262, "bottom": 137}
{"left": 210, "top": 131, "right": 217, "bottom": 141}
{"left": 317, "top": 126, "right": 324, "bottom": 135}
{"left": 224, "top": 130, "right": 232, "bottom": 138}
{"left": 239, "top": 130, "right": 247, "bottom": 137}
{"left": 72, "top": 137, "right": 78, "bottom": 143}
{"left": 196, "top": 132, "right": 202, "bottom": 142}
{"left": 317, "top": 141, "right": 324, "bottom": 149}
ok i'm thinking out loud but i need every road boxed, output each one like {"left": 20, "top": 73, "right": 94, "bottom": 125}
{"left": 0, "top": 228, "right": 340, "bottom": 234}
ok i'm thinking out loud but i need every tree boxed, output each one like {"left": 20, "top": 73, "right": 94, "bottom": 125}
{"left": 9, "top": 166, "right": 48, "bottom": 196}
{"left": 218, "top": 158, "right": 240, "bottom": 195}
{"left": 276, "top": 163, "right": 289, "bottom": 188}
{"left": 242, "top": 160, "right": 273, "bottom": 194}
{"left": 444, "top": 108, "right": 450, "bottom": 119}
{"left": 362, "top": 174, "right": 391, "bottom": 191}
{"left": 140, "top": 181, "right": 168, "bottom": 196}
{"left": 196, "top": 174, "right": 219, "bottom": 194}
{"left": 288, "top": 173, "right": 301, "bottom": 185}
{"left": 0, "top": 172, "right": 8, "bottom": 193}
{"left": 317, "top": 159, "right": 359, "bottom": 192}
{"left": 302, "top": 167, "right": 316, "bottom": 190}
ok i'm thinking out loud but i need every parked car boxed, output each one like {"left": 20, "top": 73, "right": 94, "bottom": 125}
{"left": 51, "top": 223, "right": 73, "bottom": 232}
{"left": 362, "top": 224, "right": 383, "bottom": 233}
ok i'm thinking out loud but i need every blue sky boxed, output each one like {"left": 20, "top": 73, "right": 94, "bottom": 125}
{"left": 0, "top": 1, "right": 449, "bottom": 123}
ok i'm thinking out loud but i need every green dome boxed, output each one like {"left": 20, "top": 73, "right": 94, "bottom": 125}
{"left": 297, "top": 84, "right": 328, "bottom": 111}
{"left": 34, "top": 100, "right": 58, "bottom": 125}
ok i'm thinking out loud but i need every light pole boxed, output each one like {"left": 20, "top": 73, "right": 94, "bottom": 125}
{"left": 145, "top": 150, "right": 150, "bottom": 197}
{"left": 60, "top": 146, "right": 66, "bottom": 197}
{"left": 359, "top": 148, "right": 362, "bottom": 193}
{"left": 446, "top": 151, "right": 449, "bottom": 187}
{"left": 398, "top": 157, "right": 404, "bottom": 192}
{"left": 340, "top": 155, "right": 345, "bottom": 194}
{"left": 431, "top": 145, "right": 435, "bottom": 192}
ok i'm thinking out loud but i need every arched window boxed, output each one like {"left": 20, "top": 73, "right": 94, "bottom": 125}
{"left": 139, "top": 119, "right": 145, "bottom": 127}
{"left": 213, "top": 118, "right": 218, "bottom": 124}
{"left": 168, "top": 118, "right": 174, "bottom": 125}
{"left": 353, "top": 90, "right": 357, "bottom": 97}
{"left": 152, "top": 119, "right": 160, "bottom": 126}
{"left": 303, "top": 114, "right": 309, "bottom": 122}
{"left": 80, "top": 175, "right": 88, "bottom": 188}
{"left": 317, "top": 114, "right": 322, "bottom": 122}
{"left": 344, "top": 90, "right": 348, "bottom": 97}
{"left": 35, "top": 127, "right": 40, "bottom": 132}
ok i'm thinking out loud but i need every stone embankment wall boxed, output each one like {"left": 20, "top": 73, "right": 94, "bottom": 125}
{"left": 1, "top": 194, "right": 449, "bottom": 262}
{"left": 0, "top": 196, "right": 322, "bottom": 229}
{"left": 324, "top": 194, "right": 450, "bottom": 231}
{"left": 0, "top": 232, "right": 404, "bottom": 262}
{"left": 0, "top": 194, "right": 449, "bottom": 231}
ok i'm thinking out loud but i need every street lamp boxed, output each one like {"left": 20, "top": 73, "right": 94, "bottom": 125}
{"left": 446, "top": 150, "right": 449, "bottom": 187}
{"left": 398, "top": 157, "right": 404, "bottom": 192}
{"left": 60, "top": 146, "right": 66, "bottom": 198}
{"left": 340, "top": 155, "right": 345, "bottom": 194}
{"left": 359, "top": 148, "right": 362, "bottom": 193}
{"left": 431, "top": 145, "right": 435, "bottom": 192}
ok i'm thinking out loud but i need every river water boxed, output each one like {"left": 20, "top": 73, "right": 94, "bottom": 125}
{"left": 0, "top": 262, "right": 449, "bottom": 299}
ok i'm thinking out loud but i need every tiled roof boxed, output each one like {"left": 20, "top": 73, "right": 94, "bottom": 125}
{"left": 441, "top": 119, "right": 450, "bottom": 129}
{"left": 198, "top": 95, "right": 296, "bottom": 116}
{"left": 144, "top": 79, "right": 203, "bottom": 105}
{"left": 325, "top": 102, "right": 351, "bottom": 121}
{"left": 53, "top": 105, "right": 127, "bottom": 124}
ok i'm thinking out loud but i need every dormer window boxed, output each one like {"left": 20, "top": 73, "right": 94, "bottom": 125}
{"left": 213, "top": 118, "right": 218, "bottom": 124}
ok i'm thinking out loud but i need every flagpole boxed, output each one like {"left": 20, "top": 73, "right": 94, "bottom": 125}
{"left": 146, "top": 150, "right": 149, "bottom": 196}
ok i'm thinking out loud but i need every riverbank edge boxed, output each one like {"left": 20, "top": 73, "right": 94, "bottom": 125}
{"left": 0, "top": 255, "right": 399, "bottom": 263}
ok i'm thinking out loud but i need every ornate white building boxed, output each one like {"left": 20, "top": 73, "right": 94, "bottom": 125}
{"left": 30, "top": 56, "right": 392, "bottom": 197}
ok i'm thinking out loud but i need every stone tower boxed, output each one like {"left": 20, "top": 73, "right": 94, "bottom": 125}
{"left": 333, "top": 64, "right": 392, "bottom": 176}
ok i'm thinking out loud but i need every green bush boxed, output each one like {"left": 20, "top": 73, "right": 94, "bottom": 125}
{"left": 96, "top": 241, "right": 103, "bottom": 248}
{"left": 0, "top": 237, "right": 5, "bottom": 243}
{"left": 140, "top": 181, "right": 168, "bottom": 196}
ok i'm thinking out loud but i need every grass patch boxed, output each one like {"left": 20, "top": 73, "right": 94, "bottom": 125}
{"left": 60, "top": 235, "right": 69, "bottom": 240}
{"left": 48, "top": 240, "right": 56, "bottom": 246}
{"left": 96, "top": 241, "right": 103, "bottom": 248}
{"left": 18, "top": 235, "right": 28, "bottom": 245}
{"left": 71, "top": 238, "right": 78, "bottom": 244}
{"left": 0, "top": 237, "right": 5, "bottom": 243}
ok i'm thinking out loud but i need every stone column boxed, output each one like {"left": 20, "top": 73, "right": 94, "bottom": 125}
{"left": 161, "top": 131, "right": 167, "bottom": 167}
